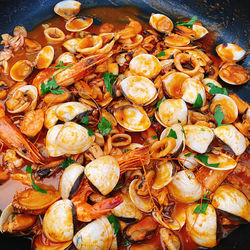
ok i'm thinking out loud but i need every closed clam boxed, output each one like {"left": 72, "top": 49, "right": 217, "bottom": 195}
{"left": 84, "top": 156, "right": 120, "bottom": 195}
{"left": 65, "top": 16, "right": 93, "bottom": 32}
{"left": 149, "top": 13, "right": 174, "bottom": 34}
{"left": 186, "top": 204, "right": 217, "bottom": 247}
{"left": 155, "top": 99, "right": 187, "bottom": 127}
{"left": 216, "top": 43, "right": 246, "bottom": 62}
{"left": 129, "top": 54, "right": 162, "bottom": 79}
{"left": 114, "top": 105, "right": 151, "bottom": 132}
{"left": 10, "top": 60, "right": 33, "bottom": 81}
{"left": 43, "top": 199, "right": 75, "bottom": 243}
{"left": 35, "top": 45, "right": 54, "bottom": 69}
{"left": 73, "top": 216, "right": 113, "bottom": 249}
{"left": 120, "top": 76, "right": 157, "bottom": 105}
{"left": 210, "top": 94, "right": 238, "bottom": 124}
{"left": 212, "top": 185, "right": 250, "bottom": 222}
{"left": 54, "top": 0, "right": 81, "bottom": 20}
{"left": 184, "top": 125, "right": 214, "bottom": 153}
{"left": 214, "top": 125, "right": 248, "bottom": 155}
{"left": 168, "top": 170, "right": 203, "bottom": 203}
{"left": 46, "top": 122, "right": 93, "bottom": 156}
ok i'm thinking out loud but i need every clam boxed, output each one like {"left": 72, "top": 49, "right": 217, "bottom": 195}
{"left": 129, "top": 54, "right": 162, "bottom": 79}
{"left": 129, "top": 179, "right": 153, "bottom": 212}
{"left": 44, "top": 27, "right": 65, "bottom": 44}
{"left": 114, "top": 105, "right": 151, "bottom": 132}
{"left": 155, "top": 99, "right": 187, "bottom": 127}
{"left": 55, "top": 52, "right": 76, "bottom": 64}
{"left": 12, "top": 189, "right": 60, "bottom": 215}
{"left": 24, "top": 38, "right": 42, "bottom": 53}
{"left": 175, "top": 26, "right": 196, "bottom": 40}
{"left": 35, "top": 45, "right": 54, "bottom": 69}
{"left": 65, "top": 16, "right": 93, "bottom": 32}
{"left": 44, "top": 105, "right": 60, "bottom": 129}
{"left": 164, "top": 33, "right": 190, "bottom": 47}
{"left": 43, "top": 199, "right": 75, "bottom": 243}
{"left": 216, "top": 43, "right": 246, "bottom": 62}
{"left": 184, "top": 125, "right": 214, "bottom": 153}
{"left": 46, "top": 122, "right": 93, "bottom": 157}
{"left": 10, "top": 60, "right": 33, "bottom": 81}
{"left": 84, "top": 156, "right": 120, "bottom": 195}
{"left": 210, "top": 94, "right": 238, "bottom": 124}
{"left": 0, "top": 204, "right": 36, "bottom": 233}
{"left": 186, "top": 204, "right": 217, "bottom": 247}
{"left": 111, "top": 193, "right": 143, "bottom": 221}
{"left": 168, "top": 170, "right": 203, "bottom": 203}
{"left": 120, "top": 76, "right": 158, "bottom": 105}
{"left": 152, "top": 161, "right": 174, "bottom": 189}
{"left": 59, "top": 163, "right": 85, "bottom": 199}
{"left": 202, "top": 78, "right": 223, "bottom": 94}
{"left": 192, "top": 24, "right": 208, "bottom": 39}
{"left": 159, "top": 123, "right": 185, "bottom": 155}
{"left": 96, "top": 33, "right": 119, "bottom": 54}
{"left": 75, "top": 35, "right": 103, "bottom": 55}
{"left": 54, "top": 0, "right": 81, "bottom": 20}
{"left": 178, "top": 150, "right": 199, "bottom": 170}
{"left": 214, "top": 125, "right": 248, "bottom": 155}
{"left": 73, "top": 216, "right": 113, "bottom": 249}
{"left": 181, "top": 78, "right": 206, "bottom": 106}
{"left": 160, "top": 228, "right": 181, "bottom": 250}
{"left": 212, "top": 185, "right": 250, "bottom": 222}
{"left": 219, "top": 62, "right": 249, "bottom": 85}
{"left": 149, "top": 13, "right": 174, "bottom": 34}
{"left": 63, "top": 38, "right": 82, "bottom": 53}
{"left": 122, "top": 34, "right": 143, "bottom": 50}
{"left": 162, "top": 72, "right": 189, "bottom": 98}
{"left": 6, "top": 85, "right": 38, "bottom": 113}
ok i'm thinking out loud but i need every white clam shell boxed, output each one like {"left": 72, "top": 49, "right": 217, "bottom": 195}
{"left": 216, "top": 43, "right": 246, "bottom": 62}
{"left": 184, "top": 125, "right": 214, "bottom": 153}
{"left": 192, "top": 24, "right": 208, "bottom": 40}
{"left": 178, "top": 150, "right": 199, "bottom": 170}
{"left": 54, "top": 0, "right": 81, "bottom": 20}
{"left": 214, "top": 125, "right": 248, "bottom": 155}
{"left": 35, "top": 45, "right": 54, "bottom": 69}
{"left": 186, "top": 204, "right": 217, "bottom": 248}
{"left": 149, "top": 13, "right": 174, "bottom": 34}
{"left": 65, "top": 16, "right": 93, "bottom": 32}
{"left": 212, "top": 185, "right": 250, "bottom": 222}
{"left": 0, "top": 204, "right": 14, "bottom": 233}
{"left": 44, "top": 105, "right": 60, "bottom": 129}
{"left": 129, "top": 179, "right": 153, "bottom": 212}
{"left": 59, "top": 163, "right": 85, "bottom": 199}
{"left": 43, "top": 199, "right": 74, "bottom": 243}
{"left": 202, "top": 78, "right": 222, "bottom": 93}
{"left": 63, "top": 38, "right": 82, "bottom": 53}
{"left": 10, "top": 60, "right": 33, "bottom": 81}
{"left": 73, "top": 216, "right": 113, "bottom": 250}
{"left": 120, "top": 76, "right": 158, "bottom": 105}
{"left": 84, "top": 156, "right": 120, "bottom": 195}
{"left": 168, "top": 170, "right": 203, "bottom": 203}
{"left": 55, "top": 52, "right": 77, "bottom": 64}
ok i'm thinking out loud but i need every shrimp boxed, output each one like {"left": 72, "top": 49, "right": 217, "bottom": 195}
{"left": 71, "top": 178, "right": 123, "bottom": 222}
{"left": 20, "top": 109, "right": 44, "bottom": 137}
{"left": 33, "top": 53, "right": 110, "bottom": 92}
{"left": 0, "top": 103, "right": 44, "bottom": 163}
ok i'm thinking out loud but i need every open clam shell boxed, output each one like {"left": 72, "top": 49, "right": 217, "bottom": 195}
{"left": 10, "top": 60, "right": 33, "bottom": 81}
{"left": 216, "top": 43, "right": 246, "bottom": 62}
{"left": 178, "top": 150, "right": 199, "bottom": 170}
{"left": 55, "top": 52, "right": 76, "bottom": 64}
{"left": 75, "top": 35, "right": 103, "bottom": 55}
{"left": 192, "top": 24, "right": 208, "bottom": 40}
{"left": 54, "top": 0, "right": 81, "bottom": 20}
{"left": 165, "top": 33, "right": 190, "bottom": 47}
{"left": 65, "top": 16, "right": 93, "bottom": 32}
{"left": 114, "top": 105, "right": 151, "bottom": 132}
{"left": 35, "top": 45, "right": 54, "bottom": 69}
{"left": 63, "top": 38, "right": 82, "bottom": 53}
{"left": 120, "top": 76, "right": 158, "bottom": 106}
{"left": 149, "top": 13, "right": 174, "bottom": 34}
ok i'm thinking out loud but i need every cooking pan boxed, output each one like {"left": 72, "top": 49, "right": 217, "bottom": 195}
{"left": 0, "top": 0, "right": 249, "bottom": 249}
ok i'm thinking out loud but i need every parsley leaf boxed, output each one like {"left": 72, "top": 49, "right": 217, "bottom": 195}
{"left": 79, "top": 116, "right": 89, "bottom": 125}
{"left": 192, "top": 93, "right": 203, "bottom": 108}
{"left": 123, "top": 149, "right": 131, "bottom": 153}
{"left": 60, "top": 158, "right": 75, "bottom": 169}
{"left": 40, "top": 76, "right": 64, "bottom": 95}
{"left": 98, "top": 117, "right": 112, "bottom": 136}
{"left": 176, "top": 16, "right": 197, "bottom": 28}
{"left": 200, "top": 128, "right": 205, "bottom": 131}
{"left": 202, "top": 191, "right": 211, "bottom": 201}
{"left": 114, "top": 183, "right": 122, "bottom": 190}
{"left": 193, "top": 202, "right": 209, "bottom": 214}
{"left": 167, "top": 128, "right": 177, "bottom": 139}
{"left": 152, "top": 135, "right": 158, "bottom": 139}
{"left": 214, "top": 106, "right": 224, "bottom": 127}
{"left": 50, "top": 61, "right": 73, "bottom": 69}
{"left": 108, "top": 214, "right": 120, "bottom": 234}
{"left": 184, "top": 152, "right": 192, "bottom": 157}
{"left": 206, "top": 83, "right": 228, "bottom": 96}
{"left": 194, "top": 154, "right": 219, "bottom": 168}
{"left": 124, "top": 241, "right": 130, "bottom": 246}
{"left": 103, "top": 72, "right": 118, "bottom": 95}
{"left": 25, "top": 164, "right": 47, "bottom": 194}
{"left": 178, "top": 120, "right": 187, "bottom": 139}
{"left": 86, "top": 127, "right": 95, "bottom": 136}
{"left": 149, "top": 117, "right": 154, "bottom": 122}
{"left": 50, "top": 88, "right": 64, "bottom": 95}
{"left": 156, "top": 97, "right": 166, "bottom": 111}
{"left": 157, "top": 51, "right": 166, "bottom": 57}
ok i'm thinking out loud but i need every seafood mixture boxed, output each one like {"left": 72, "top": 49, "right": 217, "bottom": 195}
{"left": 0, "top": 1, "right": 249, "bottom": 249}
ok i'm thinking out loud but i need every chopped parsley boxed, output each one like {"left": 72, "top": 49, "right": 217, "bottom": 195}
{"left": 60, "top": 158, "right": 75, "bottom": 169}
{"left": 86, "top": 127, "right": 95, "bottom": 136}
{"left": 123, "top": 149, "right": 131, "bottom": 153}
{"left": 49, "top": 61, "right": 73, "bottom": 70}
{"left": 192, "top": 93, "right": 203, "bottom": 109}
{"left": 152, "top": 135, "right": 158, "bottom": 139}
{"left": 103, "top": 72, "right": 118, "bottom": 95}
{"left": 214, "top": 106, "right": 224, "bottom": 127}
{"left": 194, "top": 191, "right": 210, "bottom": 214}
{"left": 194, "top": 154, "right": 219, "bottom": 168}
{"left": 176, "top": 16, "right": 197, "bottom": 29}
{"left": 149, "top": 117, "right": 154, "bottom": 122}
{"left": 178, "top": 120, "right": 187, "bottom": 139}
{"left": 124, "top": 241, "right": 130, "bottom": 246}
{"left": 156, "top": 97, "right": 166, "bottom": 111}
{"left": 108, "top": 214, "right": 120, "bottom": 235}
{"left": 206, "top": 83, "right": 228, "bottom": 96}
{"left": 167, "top": 128, "right": 177, "bottom": 139}
{"left": 25, "top": 164, "right": 47, "bottom": 194}
{"left": 79, "top": 116, "right": 89, "bottom": 125}
{"left": 156, "top": 51, "right": 166, "bottom": 57}
{"left": 200, "top": 128, "right": 205, "bottom": 131}
{"left": 184, "top": 152, "right": 192, "bottom": 157}
{"left": 40, "top": 76, "right": 64, "bottom": 95}
{"left": 114, "top": 183, "right": 122, "bottom": 190}
{"left": 98, "top": 117, "right": 112, "bottom": 136}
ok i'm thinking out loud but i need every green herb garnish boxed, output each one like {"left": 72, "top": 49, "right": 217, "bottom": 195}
{"left": 98, "top": 117, "right": 112, "bottom": 136}
{"left": 49, "top": 61, "right": 73, "bottom": 70}
{"left": 206, "top": 83, "right": 228, "bottom": 96}
{"left": 192, "top": 93, "right": 203, "bottom": 109}
{"left": 156, "top": 51, "right": 166, "bottom": 57}
{"left": 114, "top": 183, "right": 122, "bottom": 190}
{"left": 156, "top": 97, "right": 166, "bottom": 111}
{"left": 103, "top": 72, "right": 118, "bottom": 95}
{"left": 123, "top": 149, "right": 131, "bottom": 153}
{"left": 40, "top": 76, "right": 64, "bottom": 95}
{"left": 214, "top": 106, "right": 224, "bottom": 127}
{"left": 86, "top": 127, "right": 95, "bottom": 136}
{"left": 25, "top": 164, "right": 47, "bottom": 194}
{"left": 194, "top": 154, "right": 219, "bottom": 168}
{"left": 149, "top": 117, "right": 154, "bottom": 122}
{"left": 79, "top": 116, "right": 89, "bottom": 125}
{"left": 176, "top": 16, "right": 197, "bottom": 28}
{"left": 60, "top": 158, "right": 75, "bottom": 169}
{"left": 152, "top": 135, "right": 158, "bottom": 139}
{"left": 124, "top": 241, "right": 130, "bottom": 246}
{"left": 167, "top": 128, "right": 177, "bottom": 139}
{"left": 108, "top": 214, "right": 120, "bottom": 235}
{"left": 184, "top": 152, "right": 192, "bottom": 157}
{"left": 178, "top": 120, "right": 187, "bottom": 139}
{"left": 200, "top": 128, "right": 205, "bottom": 131}
{"left": 193, "top": 202, "right": 209, "bottom": 214}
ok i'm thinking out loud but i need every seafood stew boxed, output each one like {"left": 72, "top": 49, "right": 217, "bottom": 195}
{"left": 0, "top": 1, "right": 249, "bottom": 249}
